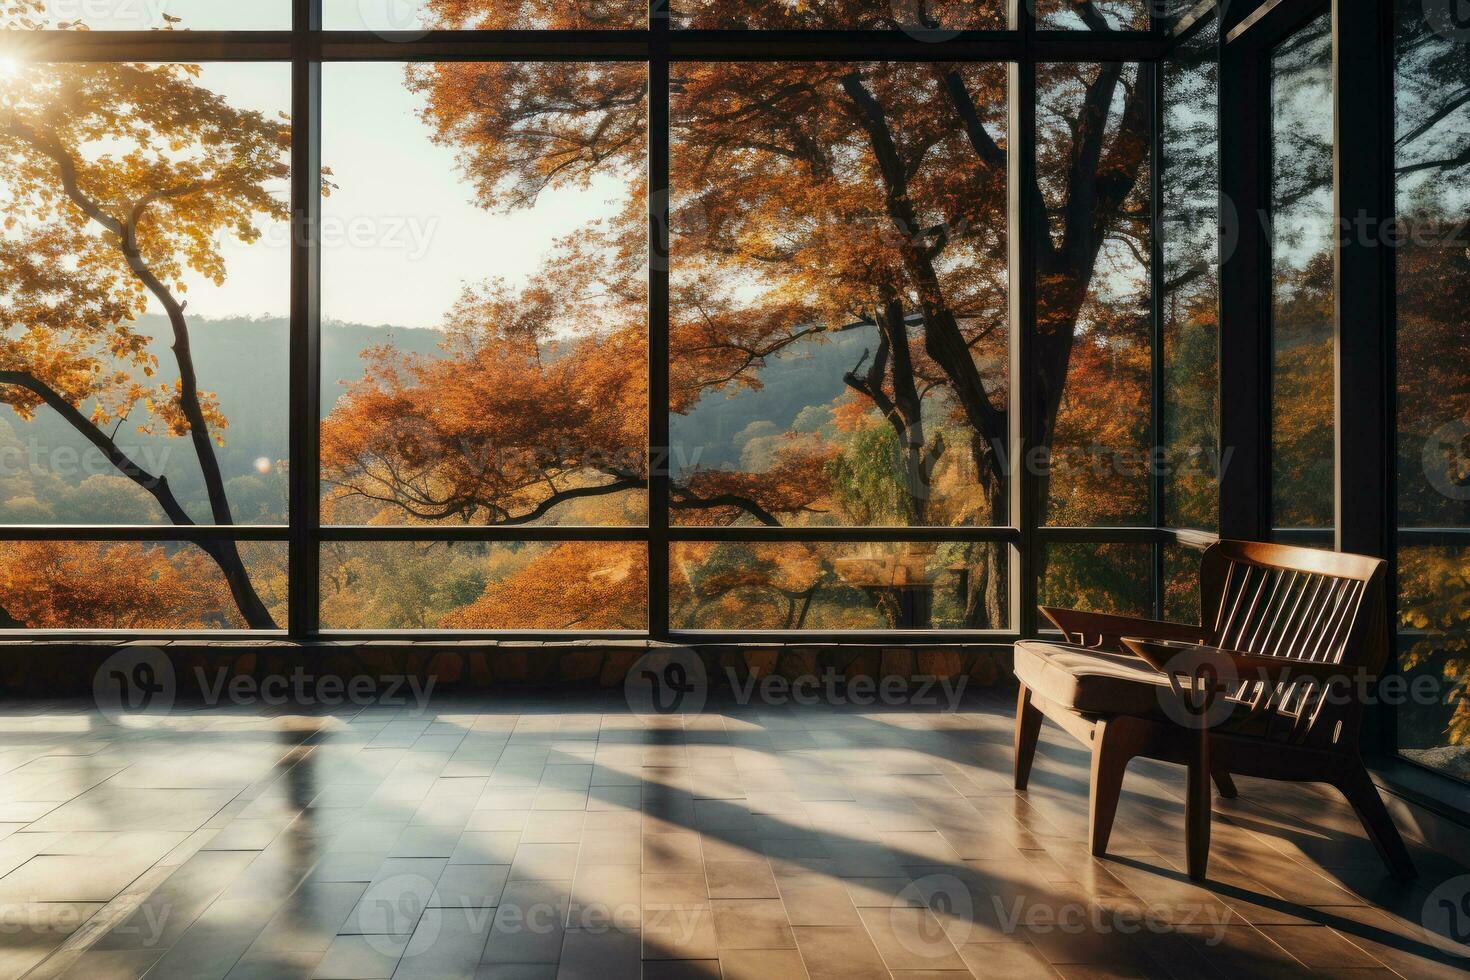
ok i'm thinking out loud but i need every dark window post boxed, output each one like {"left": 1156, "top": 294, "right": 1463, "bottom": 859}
{"left": 1009, "top": 0, "right": 1040, "bottom": 637}
{"left": 1333, "top": 0, "right": 1396, "bottom": 750}
{"left": 289, "top": 0, "right": 323, "bottom": 639}
{"left": 1217, "top": 6, "right": 1271, "bottom": 543}
{"left": 649, "top": 0, "right": 672, "bottom": 640}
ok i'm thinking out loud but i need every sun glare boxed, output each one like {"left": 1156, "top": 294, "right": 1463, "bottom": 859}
{"left": 0, "top": 57, "right": 20, "bottom": 80}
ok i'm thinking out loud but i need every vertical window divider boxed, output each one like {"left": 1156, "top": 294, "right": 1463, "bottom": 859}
{"left": 288, "top": 0, "right": 323, "bottom": 639}
{"left": 1009, "top": 0, "right": 1040, "bottom": 637}
{"left": 1332, "top": 0, "right": 1396, "bottom": 752}
{"left": 1148, "top": 53, "right": 1166, "bottom": 620}
{"left": 1217, "top": 8, "right": 1270, "bottom": 542}
{"left": 649, "top": 0, "right": 672, "bottom": 641}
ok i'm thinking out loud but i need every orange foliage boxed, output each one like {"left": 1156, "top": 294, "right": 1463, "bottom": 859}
{"left": 0, "top": 29, "right": 321, "bottom": 627}
{"left": 0, "top": 58, "right": 289, "bottom": 434}
{"left": 321, "top": 234, "right": 648, "bottom": 525}
{"left": 332, "top": 11, "right": 1150, "bottom": 628}
{"left": 440, "top": 542, "right": 646, "bottom": 630}
{"left": 0, "top": 540, "right": 234, "bottom": 628}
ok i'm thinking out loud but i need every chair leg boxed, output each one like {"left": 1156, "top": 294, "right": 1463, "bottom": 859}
{"left": 1089, "top": 717, "right": 1145, "bottom": 858}
{"left": 1212, "top": 766, "right": 1238, "bottom": 799}
{"left": 1186, "top": 727, "right": 1212, "bottom": 881}
{"left": 1014, "top": 685, "right": 1043, "bottom": 791}
{"left": 1335, "top": 764, "right": 1417, "bottom": 880}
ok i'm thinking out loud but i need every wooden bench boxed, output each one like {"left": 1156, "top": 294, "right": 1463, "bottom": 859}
{"left": 1013, "top": 540, "right": 1416, "bottom": 882}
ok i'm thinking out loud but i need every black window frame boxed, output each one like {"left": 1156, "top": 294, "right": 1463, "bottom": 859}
{"left": 0, "top": 1, "right": 1202, "bottom": 643}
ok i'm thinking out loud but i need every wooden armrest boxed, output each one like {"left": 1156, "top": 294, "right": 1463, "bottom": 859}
{"left": 1119, "top": 638, "right": 1348, "bottom": 685}
{"left": 1039, "top": 606, "right": 1211, "bottom": 652}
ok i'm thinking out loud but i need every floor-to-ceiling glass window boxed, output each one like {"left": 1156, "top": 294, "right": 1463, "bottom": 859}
{"left": 0, "top": 7, "right": 1180, "bottom": 640}
{"left": 1268, "top": 11, "right": 1336, "bottom": 547}
{"left": 0, "top": 53, "right": 291, "bottom": 629}
{"left": 1161, "top": 9, "right": 1219, "bottom": 622}
{"left": 1034, "top": 59, "right": 1155, "bottom": 618}
{"left": 1393, "top": 0, "right": 1470, "bottom": 780}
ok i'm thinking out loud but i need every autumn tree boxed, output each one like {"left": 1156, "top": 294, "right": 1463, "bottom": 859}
{"left": 319, "top": 0, "right": 1154, "bottom": 630}
{"left": 1389, "top": 6, "right": 1470, "bottom": 758}
{"left": 0, "top": 539, "right": 232, "bottom": 629}
{"left": 0, "top": 4, "right": 320, "bottom": 626}
{"left": 441, "top": 542, "right": 646, "bottom": 630}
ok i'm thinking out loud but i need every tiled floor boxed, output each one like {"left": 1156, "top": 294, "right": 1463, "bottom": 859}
{"left": 0, "top": 691, "right": 1467, "bottom": 979}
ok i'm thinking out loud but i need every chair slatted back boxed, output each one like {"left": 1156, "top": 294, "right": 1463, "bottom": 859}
{"left": 1199, "top": 541, "right": 1387, "bottom": 748}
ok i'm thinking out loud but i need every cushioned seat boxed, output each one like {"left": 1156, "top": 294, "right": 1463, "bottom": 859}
{"left": 1013, "top": 640, "right": 1172, "bottom": 717}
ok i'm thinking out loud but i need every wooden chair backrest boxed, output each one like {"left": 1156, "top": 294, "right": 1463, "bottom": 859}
{"left": 1198, "top": 540, "right": 1388, "bottom": 747}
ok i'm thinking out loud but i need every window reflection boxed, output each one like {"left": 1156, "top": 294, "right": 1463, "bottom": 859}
{"left": 1162, "top": 15, "right": 1219, "bottom": 533}
{"left": 1394, "top": 0, "right": 1470, "bottom": 780}
{"left": 1269, "top": 14, "right": 1335, "bottom": 539}
{"left": 1036, "top": 62, "right": 1153, "bottom": 530}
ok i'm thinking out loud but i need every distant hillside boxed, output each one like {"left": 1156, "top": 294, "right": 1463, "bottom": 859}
{"left": 0, "top": 316, "right": 445, "bottom": 525}
{"left": 0, "top": 313, "right": 876, "bottom": 523}
{"left": 670, "top": 326, "right": 874, "bottom": 475}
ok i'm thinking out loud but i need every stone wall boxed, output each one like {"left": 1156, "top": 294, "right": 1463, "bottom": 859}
{"left": 0, "top": 640, "right": 1014, "bottom": 700}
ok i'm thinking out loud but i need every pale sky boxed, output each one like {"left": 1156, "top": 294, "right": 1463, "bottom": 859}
{"left": 148, "top": 60, "right": 629, "bottom": 329}
{"left": 22, "top": 1, "right": 445, "bottom": 32}
{"left": 22, "top": 1, "right": 288, "bottom": 31}
{"left": 21, "top": 0, "right": 631, "bottom": 330}
{"left": 18, "top": 1, "right": 630, "bottom": 31}
{"left": 319, "top": 63, "right": 628, "bottom": 329}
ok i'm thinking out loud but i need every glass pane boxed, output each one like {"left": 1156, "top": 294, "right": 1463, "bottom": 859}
{"left": 1, "top": 63, "right": 290, "bottom": 530}
{"left": 670, "top": 62, "right": 1009, "bottom": 536}
{"left": 1393, "top": 2, "right": 1470, "bottom": 781}
{"left": 320, "top": 542, "right": 646, "bottom": 630}
{"left": 319, "top": 62, "right": 647, "bottom": 527}
{"left": 1396, "top": 544, "right": 1470, "bottom": 780}
{"left": 1162, "top": 542, "right": 1201, "bottom": 624}
{"left": 1036, "top": 63, "right": 1153, "bottom": 527}
{"left": 1153, "top": 1, "right": 1209, "bottom": 28}
{"left": 671, "top": 541, "right": 1008, "bottom": 631}
{"left": 1040, "top": 542, "right": 1152, "bottom": 618}
{"left": 1161, "top": 15, "right": 1219, "bottom": 532}
{"left": 1269, "top": 14, "right": 1335, "bottom": 538}
{"left": 1035, "top": 0, "right": 1147, "bottom": 31}
{"left": 1394, "top": 6, "right": 1470, "bottom": 530}
{"left": 673, "top": 1, "right": 1005, "bottom": 30}
{"left": 0, "top": 540, "right": 286, "bottom": 629}
{"left": 4, "top": 1, "right": 288, "bottom": 29}
{"left": 324, "top": 0, "right": 644, "bottom": 30}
